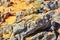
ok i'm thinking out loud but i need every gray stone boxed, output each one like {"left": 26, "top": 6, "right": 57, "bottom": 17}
{"left": 30, "top": 32, "right": 47, "bottom": 40}
{"left": 47, "top": 10, "right": 60, "bottom": 23}
{"left": 16, "top": 11, "right": 23, "bottom": 22}
{"left": 3, "top": 25, "right": 12, "bottom": 34}
{"left": 13, "top": 22, "right": 25, "bottom": 33}
{"left": 22, "top": 18, "right": 51, "bottom": 37}
{"left": 15, "top": 34, "right": 21, "bottom": 40}
{"left": 47, "top": 10, "right": 55, "bottom": 16}
{"left": 41, "top": 32, "right": 56, "bottom": 40}
{"left": 47, "top": 1, "right": 58, "bottom": 10}
{"left": 52, "top": 13, "right": 60, "bottom": 23}
{"left": 57, "top": 35, "right": 60, "bottom": 40}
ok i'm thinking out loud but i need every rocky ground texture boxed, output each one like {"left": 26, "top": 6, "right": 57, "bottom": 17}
{"left": 0, "top": 0, "right": 60, "bottom": 40}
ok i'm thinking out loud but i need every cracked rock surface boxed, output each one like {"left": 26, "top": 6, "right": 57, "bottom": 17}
{"left": 0, "top": 0, "right": 60, "bottom": 40}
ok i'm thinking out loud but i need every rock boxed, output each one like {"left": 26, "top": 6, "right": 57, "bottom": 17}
{"left": 16, "top": 11, "right": 23, "bottom": 22}
{"left": 43, "top": 14, "right": 52, "bottom": 20}
{"left": 13, "top": 22, "right": 25, "bottom": 34}
{"left": 41, "top": 32, "right": 56, "bottom": 40}
{"left": 26, "top": 21, "right": 37, "bottom": 31}
{"left": 27, "top": 31, "right": 56, "bottom": 40}
{"left": 2, "top": 25, "right": 13, "bottom": 39}
{"left": 0, "top": 0, "right": 60, "bottom": 40}
{"left": 0, "top": 37, "right": 4, "bottom": 40}
{"left": 43, "top": 1, "right": 50, "bottom": 11}
{"left": 47, "top": 10, "right": 55, "bottom": 15}
{"left": 47, "top": 1, "right": 58, "bottom": 10}
{"left": 30, "top": 32, "right": 47, "bottom": 40}
{"left": 14, "top": 34, "right": 21, "bottom": 40}
{"left": 52, "top": 13, "right": 60, "bottom": 24}
{"left": 3, "top": 25, "right": 12, "bottom": 34}
{"left": 22, "top": 16, "right": 51, "bottom": 37}
{"left": 57, "top": 35, "right": 60, "bottom": 40}
{"left": 47, "top": 10, "right": 60, "bottom": 23}
{"left": 58, "top": 0, "right": 60, "bottom": 7}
